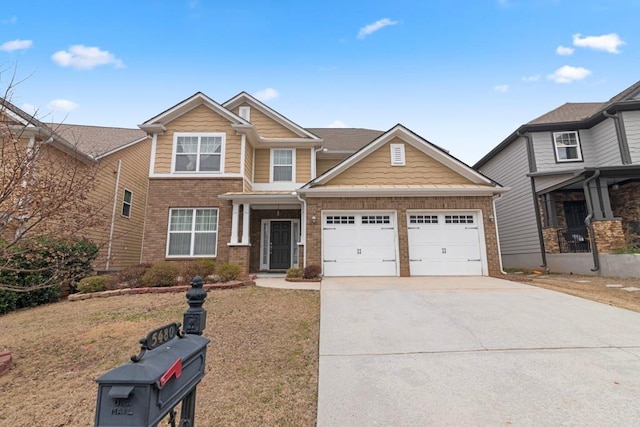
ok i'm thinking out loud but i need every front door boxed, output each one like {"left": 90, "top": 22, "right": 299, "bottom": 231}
{"left": 270, "top": 221, "right": 291, "bottom": 270}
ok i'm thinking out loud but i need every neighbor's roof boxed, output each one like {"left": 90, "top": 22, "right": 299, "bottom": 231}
{"left": 52, "top": 124, "right": 147, "bottom": 158}
{"left": 306, "top": 128, "right": 384, "bottom": 151}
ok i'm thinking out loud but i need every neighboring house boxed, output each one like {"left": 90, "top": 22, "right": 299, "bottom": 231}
{"left": 475, "top": 80, "right": 640, "bottom": 276}
{"left": 138, "top": 92, "right": 506, "bottom": 277}
{"left": 0, "top": 99, "right": 150, "bottom": 271}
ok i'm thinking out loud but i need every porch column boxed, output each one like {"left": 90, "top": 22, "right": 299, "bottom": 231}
{"left": 241, "top": 203, "right": 250, "bottom": 245}
{"left": 230, "top": 202, "right": 240, "bottom": 244}
{"left": 598, "top": 178, "right": 615, "bottom": 219}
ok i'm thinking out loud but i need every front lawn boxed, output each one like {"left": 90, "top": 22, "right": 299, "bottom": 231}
{"left": 0, "top": 286, "right": 320, "bottom": 426}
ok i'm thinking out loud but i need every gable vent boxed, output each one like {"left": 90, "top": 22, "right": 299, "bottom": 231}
{"left": 390, "top": 143, "right": 406, "bottom": 166}
{"left": 239, "top": 106, "right": 251, "bottom": 121}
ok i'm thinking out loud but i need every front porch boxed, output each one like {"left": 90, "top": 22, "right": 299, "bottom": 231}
{"left": 221, "top": 192, "right": 304, "bottom": 274}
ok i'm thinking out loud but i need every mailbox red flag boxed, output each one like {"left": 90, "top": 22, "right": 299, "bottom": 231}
{"left": 158, "top": 358, "right": 182, "bottom": 388}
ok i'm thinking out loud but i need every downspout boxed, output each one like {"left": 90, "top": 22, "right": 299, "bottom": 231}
{"left": 603, "top": 111, "right": 632, "bottom": 164}
{"left": 583, "top": 169, "right": 601, "bottom": 272}
{"left": 106, "top": 159, "right": 122, "bottom": 271}
{"left": 492, "top": 193, "right": 507, "bottom": 275}
{"left": 294, "top": 191, "right": 307, "bottom": 268}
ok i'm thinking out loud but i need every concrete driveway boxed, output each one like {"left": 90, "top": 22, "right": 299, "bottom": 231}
{"left": 317, "top": 277, "right": 640, "bottom": 426}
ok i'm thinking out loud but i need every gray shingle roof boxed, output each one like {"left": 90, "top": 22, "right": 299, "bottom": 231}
{"left": 527, "top": 102, "right": 605, "bottom": 125}
{"left": 306, "top": 128, "right": 383, "bottom": 151}
{"left": 51, "top": 124, "right": 147, "bottom": 157}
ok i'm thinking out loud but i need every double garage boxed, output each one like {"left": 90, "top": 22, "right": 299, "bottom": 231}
{"left": 322, "top": 210, "right": 488, "bottom": 277}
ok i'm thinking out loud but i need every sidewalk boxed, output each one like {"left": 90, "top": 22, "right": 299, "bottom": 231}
{"left": 255, "top": 276, "right": 321, "bottom": 291}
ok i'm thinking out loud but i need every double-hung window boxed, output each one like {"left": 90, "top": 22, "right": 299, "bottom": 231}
{"left": 553, "top": 131, "right": 582, "bottom": 162}
{"left": 271, "top": 149, "right": 294, "bottom": 182}
{"left": 121, "top": 189, "right": 132, "bottom": 218}
{"left": 174, "top": 133, "right": 224, "bottom": 173}
{"left": 167, "top": 208, "right": 218, "bottom": 257}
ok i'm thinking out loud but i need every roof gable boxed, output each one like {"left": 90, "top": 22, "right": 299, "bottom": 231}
{"left": 307, "top": 124, "right": 495, "bottom": 187}
{"left": 223, "top": 92, "right": 320, "bottom": 140}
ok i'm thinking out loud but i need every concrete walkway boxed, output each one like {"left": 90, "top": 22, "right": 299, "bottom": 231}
{"left": 317, "top": 276, "right": 640, "bottom": 426}
{"left": 254, "top": 276, "right": 321, "bottom": 291}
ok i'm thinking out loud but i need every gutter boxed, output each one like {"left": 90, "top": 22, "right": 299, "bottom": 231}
{"left": 583, "top": 169, "right": 601, "bottom": 272}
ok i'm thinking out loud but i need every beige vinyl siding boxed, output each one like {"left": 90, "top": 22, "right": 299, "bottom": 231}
{"left": 154, "top": 104, "right": 242, "bottom": 174}
{"left": 327, "top": 139, "right": 473, "bottom": 186}
{"left": 244, "top": 143, "right": 254, "bottom": 182}
{"left": 622, "top": 111, "right": 640, "bottom": 164}
{"left": 316, "top": 158, "right": 342, "bottom": 176}
{"left": 296, "top": 148, "right": 311, "bottom": 183}
{"left": 237, "top": 103, "right": 300, "bottom": 138}
{"left": 254, "top": 149, "right": 270, "bottom": 183}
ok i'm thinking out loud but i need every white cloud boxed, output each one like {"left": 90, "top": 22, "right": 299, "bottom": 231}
{"left": 2, "top": 16, "right": 17, "bottom": 24}
{"left": 0, "top": 39, "right": 33, "bottom": 52}
{"left": 521, "top": 74, "right": 540, "bottom": 82}
{"left": 21, "top": 103, "right": 37, "bottom": 115}
{"left": 51, "top": 45, "right": 124, "bottom": 70}
{"left": 547, "top": 65, "right": 591, "bottom": 83}
{"left": 328, "top": 120, "right": 347, "bottom": 128}
{"left": 572, "top": 33, "right": 625, "bottom": 54}
{"left": 48, "top": 99, "right": 78, "bottom": 112}
{"left": 357, "top": 18, "right": 398, "bottom": 39}
{"left": 556, "top": 45, "right": 574, "bottom": 56}
{"left": 493, "top": 84, "right": 509, "bottom": 93}
{"left": 254, "top": 88, "right": 279, "bottom": 101}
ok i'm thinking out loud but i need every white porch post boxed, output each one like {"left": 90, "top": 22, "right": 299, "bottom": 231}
{"left": 230, "top": 202, "right": 240, "bottom": 244}
{"left": 241, "top": 203, "right": 250, "bottom": 245}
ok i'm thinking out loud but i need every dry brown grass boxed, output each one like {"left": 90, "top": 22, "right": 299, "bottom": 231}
{"left": 0, "top": 286, "right": 320, "bottom": 426}
{"left": 509, "top": 273, "right": 640, "bottom": 313}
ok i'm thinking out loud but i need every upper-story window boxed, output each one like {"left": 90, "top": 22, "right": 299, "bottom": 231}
{"left": 173, "top": 132, "right": 225, "bottom": 173}
{"left": 553, "top": 131, "right": 583, "bottom": 162}
{"left": 271, "top": 149, "right": 295, "bottom": 182}
{"left": 121, "top": 189, "right": 132, "bottom": 218}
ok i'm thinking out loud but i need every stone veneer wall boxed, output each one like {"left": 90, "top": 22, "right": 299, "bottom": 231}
{"left": 305, "top": 196, "right": 501, "bottom": 277}
{"left": 141, "top": 178, "right": 243, "bottom": 264}
{"left": 542, "top": 227, "right": 560, "bottom": 254}
{"left": 591, "top": 220, "right": 626, "bottom": 253}
{"left": 610, "top": 181, "right": 640, "bottom": 248}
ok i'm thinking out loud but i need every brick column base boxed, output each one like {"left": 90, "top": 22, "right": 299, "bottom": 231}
{"left": 591, "top": 220, "right": 625, "bottom": 253}
{"left": 542, "top": 227, "right": 560, "bottom": 254}
{"left": 228, "top": 245, "right": 251, "bottom": 274}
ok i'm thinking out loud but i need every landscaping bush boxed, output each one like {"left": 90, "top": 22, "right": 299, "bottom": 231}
{"left": 77, "top": 276, "right": 107, "bottom": 293}
{"left": 141, "top": 262, "right": 180, "bottom": 287}
{"left": 286, "top": 267, "right": 303, "bottom": 278}
{"left": 216, "top": 263, "right": 242, "bottom": 282}
{"left": 180, "top": 259, "right": 216, "bottom": 283}
{"left": 303, "top": 264, "right": 322, "bottom": 279}
{"left": 105, "top": 263, "right": 152, "bottom": 289}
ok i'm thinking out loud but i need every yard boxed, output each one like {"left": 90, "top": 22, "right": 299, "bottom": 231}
{"left": 0, "top": 285, "right": 320, "bottom": 426}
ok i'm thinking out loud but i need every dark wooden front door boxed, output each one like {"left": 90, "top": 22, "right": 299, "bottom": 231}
{"left": 564, "top": 201, "right": 587, "bottom": 229}
{"left": 270, "top": 221, "right": 291, "bottom": 270}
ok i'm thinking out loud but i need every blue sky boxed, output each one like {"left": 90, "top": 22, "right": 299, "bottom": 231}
{"left": 1, "top": 0, "right": 639, "bottom": 164}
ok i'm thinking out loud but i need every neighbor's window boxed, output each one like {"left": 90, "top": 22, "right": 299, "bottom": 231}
{"left": 272, "top": 149, "right": 294, "bottom": 182}
{"left": 121, "top": 189, "right": 132, "bottom": 218}
{"left": 174, "top": 133, "right": 224, "bottom": 172}
{"left": 553, "top": 131, "right": 582, "bottom": 162}
{"left": 167, "top": 208, "right": 218, "bottom": 257}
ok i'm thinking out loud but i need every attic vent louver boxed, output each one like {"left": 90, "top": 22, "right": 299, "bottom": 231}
{"left": 390, "top": 143, "right": 405, "bottom": 166}
{"left": 239, "top": 106, "right": 251, "bottom": 121}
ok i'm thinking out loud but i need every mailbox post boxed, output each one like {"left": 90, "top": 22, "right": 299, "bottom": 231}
{"left": 94, "top": 276, "right": 210, "bottom": 427}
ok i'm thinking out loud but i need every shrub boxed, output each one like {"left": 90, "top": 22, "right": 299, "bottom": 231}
{"left": 105, "top": 263, "right": 152, "bottom": 289}
{"left": 286, "top": 267, "right": 303, "bottom": 278}
{"left": 141, "top": 262, "right": 180, "bottom": 287}
{"left": 216, "top": 263, "right": 242, "bottom": 282}
{"left": 77, "top": 276, "right": 107, "bottom": 293}
{"left": 180, "top": 259, "right": 216, "bottom": 283}
{"left": 303, "top": 264, "right": 322, "bottom": 279}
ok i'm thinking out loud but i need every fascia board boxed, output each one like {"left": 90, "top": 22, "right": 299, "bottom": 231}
{"left": 297, "top": 187, "right": 509, "bottom": 198}
{"left": 143, "top": 92, "right": 249, "bottom": 126}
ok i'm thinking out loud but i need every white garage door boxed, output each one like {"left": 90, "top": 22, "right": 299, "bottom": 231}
{"left": 407, "top": 212, "right": 483, "bottom": 276}
{"left": 322, "top": 212, "right": 398, "bottom": 277}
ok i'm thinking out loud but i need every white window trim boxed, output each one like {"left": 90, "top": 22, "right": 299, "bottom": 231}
{"left": 121, "top": 188, "right": 133, "bottom": 218}
{"left": 259, "top": 219, "right": 300, "bottom": 270}
{"left": 239, "top": 106, "right": 251, "bottom": 121}
{"left": 390, "top": 143, "right": 406, "bottom": 166}
{"left": 171, "top": 132, "right": 226, "bottom": 174}
{"left": 166, "top": 207, "right": 219, "bottom": 258}
{"left": 269, "top": 148, "right": 296, "bottom": 183}
{"left": 553, "top": 131, "right": 583, "bottom": 162}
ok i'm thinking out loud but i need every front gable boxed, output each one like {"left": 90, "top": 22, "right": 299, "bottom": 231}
{"left": 233, "top": 102, "right": 300, "bottom": 139}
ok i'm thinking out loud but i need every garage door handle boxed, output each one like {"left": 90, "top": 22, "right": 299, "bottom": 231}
{"left": 468, "top": 259, "right": 481, "bottom": 262}
{"left": 382, "top": 259, "right": 396, "bottom": 262}
{"left": 407, "top": 226, "right": 420, "bottom": 229}
{"left": 323, "top": 227, "right": 336, "bottom": 230}
{"left": 465, "top": 227, "right": 478, "bottom": 229}
{"left": 324, "top": 260, "right": 337, "bottom": 262}
{"left": 409, "top": 259, "right": 422, "bottom": 262}
{"left": 381, "top": 227, "right": 394, "bottom": 230}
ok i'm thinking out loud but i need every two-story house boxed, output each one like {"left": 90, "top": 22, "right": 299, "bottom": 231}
{"left": 475, "top": 80, "right": 640, "bottom": 276}
{"left": 1, "top": 98, "right": 150, "bottom": 271}
{"left": 138, "top": 92, "right": 506, "bottom": 277}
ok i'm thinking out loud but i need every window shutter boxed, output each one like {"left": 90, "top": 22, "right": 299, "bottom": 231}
{"left": 390, "top": 144, "right": 405, "bottom": 166}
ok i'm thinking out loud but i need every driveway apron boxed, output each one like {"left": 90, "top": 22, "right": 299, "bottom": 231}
{"left": 317, "top": 277, "right": 640, "bottom": 426}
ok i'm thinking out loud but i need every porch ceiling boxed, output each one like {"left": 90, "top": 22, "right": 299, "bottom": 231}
{"left": 536, "top": 166, "right": 640, "bottom": 195}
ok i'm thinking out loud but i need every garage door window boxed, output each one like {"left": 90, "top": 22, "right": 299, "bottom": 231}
{"left": 361, "top": 215, "right": 391, "bottom": 224}
{"left": 409, "top": 215, "right": 438, "bottom": 224}
{"left": 445, "top": 215, "right": 474, "bottom": 224}
{"left": 326, "top": 215, "right": 355, "bottom": 224}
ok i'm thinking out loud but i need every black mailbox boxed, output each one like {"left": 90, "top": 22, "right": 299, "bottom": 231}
{"left": 95, "top": 332, "right": 209, "bottom": 426}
